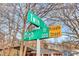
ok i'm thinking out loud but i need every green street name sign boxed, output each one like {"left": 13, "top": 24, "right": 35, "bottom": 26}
{"left": 27, "top": 10, "right": 47, "bottom": 28}
{"left": 23, "top": 28, "right": 49, "bottom": 41}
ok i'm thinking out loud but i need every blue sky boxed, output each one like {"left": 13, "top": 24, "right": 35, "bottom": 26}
{"left": 48, "top": 36, "right": 68, "bottom": 43}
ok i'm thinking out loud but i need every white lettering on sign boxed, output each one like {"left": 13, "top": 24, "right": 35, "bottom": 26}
{"left": 30, "top": 13, "right": 40, "bottom": 26}
{"left": 29, "top": 32, "right": 34, "bottom": 40}
{"left": 33, "top": 17, "right": 35, "bottom": 23}
{"left": 25, "top": 32, "right": 34, "bottom": 38}
{"left": 42, "top": 33, "right": 48, "bottom": 38}
{"left": 33, "top": 17, "right": 40, "bottom": 26}
{"left": 29, "top": 32, "right": 34, "bottom": 37}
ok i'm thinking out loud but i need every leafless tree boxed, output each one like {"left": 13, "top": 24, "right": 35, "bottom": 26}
{"left": 0, "top": 3, "right": 59, "bottom": 56}
{"left": 48, "top": 3, "right": 79, "bottom": 49}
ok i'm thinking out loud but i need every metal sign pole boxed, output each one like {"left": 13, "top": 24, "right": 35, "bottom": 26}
{"left": 37, "top": 39, "right": 40, "bottom": 56}
{"left": 55, "top": 38, "right": 58, "bottom": 49}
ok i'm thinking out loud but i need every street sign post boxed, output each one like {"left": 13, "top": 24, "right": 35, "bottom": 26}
{"left": 25, "top": 10, "right": 49, "bottom": 56}
{"left": 37, "top": 39, "right": 40, "bottom": 56}
{"left": 23, "top": 10, "right": 62, "bottom": 56}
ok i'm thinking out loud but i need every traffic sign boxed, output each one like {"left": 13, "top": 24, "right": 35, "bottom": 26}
{"left": 27, "top": 10, "right": 47, "bottom": 28}
{"left": 23, "top": 10, "right": 62, "bottom": 41}
{"left": 23, "top": 28, "right": 49, "bottom": 41}
{"left": 23, "top": 29, "right": 40, "bottom": 41}
{"left": 49, "top": 25, "right": 62, "bottom": 38}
